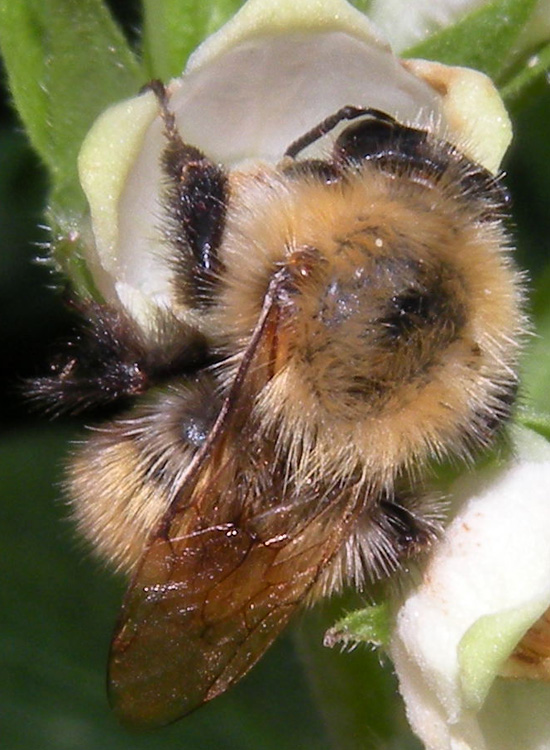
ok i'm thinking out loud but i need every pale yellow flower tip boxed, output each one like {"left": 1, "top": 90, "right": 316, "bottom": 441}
{"left": 403, "top": 59, "right": 512, "bottom": 174}
{"left": 77, "top": 90, "right": 158, "bottom": 279}
{"left": 186, "top": 0, "right": 388, "bottom": 72}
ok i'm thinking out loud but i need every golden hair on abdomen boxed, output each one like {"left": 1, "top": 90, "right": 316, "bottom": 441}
{"left": 67, "top": 376, "right": 222, "bottom": 572}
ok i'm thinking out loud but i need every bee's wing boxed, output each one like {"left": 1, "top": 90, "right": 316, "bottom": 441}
{"left": 108, "top": 447, "right": 358, "bottom": 727}
{"left": 108, "top": 270, "right": 362, "bottom": 727}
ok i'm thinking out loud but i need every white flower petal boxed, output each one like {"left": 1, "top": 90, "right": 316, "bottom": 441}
{"left": 390, "top": 430, "right": 550, "bottom": 750}
{"left": 168, "top": 32, "right": 439, "bottom": 166}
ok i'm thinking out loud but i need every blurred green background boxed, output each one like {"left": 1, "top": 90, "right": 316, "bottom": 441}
{"left": 1, "top": 1, "right": 550, "bottom": 749}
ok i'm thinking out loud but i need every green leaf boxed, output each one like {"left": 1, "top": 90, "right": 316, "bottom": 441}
{"left": 404, "top": 0, "right": 537, "bottom": 82}
{"left": 141, "top": 0, "right": 244, "bottom": 80}
{"left": 0, "top": 0, "right": 143, "bottom": 220}
{"left": 0, "top": 2, "right": 51, "bottom": 174}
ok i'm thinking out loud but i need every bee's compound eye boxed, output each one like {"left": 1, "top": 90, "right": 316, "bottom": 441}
{"left": 335, "top": 118, "right": 395, "bottom": 162}
{"left": 334, "top": 117, "right": 428, "bottom": 167}
{"left": 334, "top": 117, "right": 466, "bottom": 189}
{"left": 334, "top": 116, "right": 509, "bottom": 220}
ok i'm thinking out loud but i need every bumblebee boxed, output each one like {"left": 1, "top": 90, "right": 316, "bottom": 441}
{"left": 32, "top": 81, "right": 524, "bottom": 727}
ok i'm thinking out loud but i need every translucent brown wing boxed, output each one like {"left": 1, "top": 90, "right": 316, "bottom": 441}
{"left": 108, "top": 267, "right": 364, "bottom": 727}
{"left": 108, "top": 440, "right": 360, "bottom": 727}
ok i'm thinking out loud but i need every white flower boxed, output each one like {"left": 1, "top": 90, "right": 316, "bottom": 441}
{"left": 390, "top": 427, "right": 550, "bottom": 750}
{"left": 76, "top": 0, "right": 511, "bottom": 340}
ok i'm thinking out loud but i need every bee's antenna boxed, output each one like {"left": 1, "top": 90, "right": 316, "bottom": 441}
{"left": 285, "top": 106, "right": 397, "bottom": 158}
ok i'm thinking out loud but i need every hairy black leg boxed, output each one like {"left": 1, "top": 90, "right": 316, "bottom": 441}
{"left": 26, "top": 301, "right": 208, "bottom": 415}
{"left": 145, "top": 80, "right": 229, "bottom": 306}
{"left": 379, "top": 498, "right": 437, "bottom": 560}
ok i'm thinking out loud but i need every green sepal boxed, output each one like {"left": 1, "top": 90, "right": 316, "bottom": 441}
{"left": 324, "top": 602, "right": 391, "bottom": 649}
